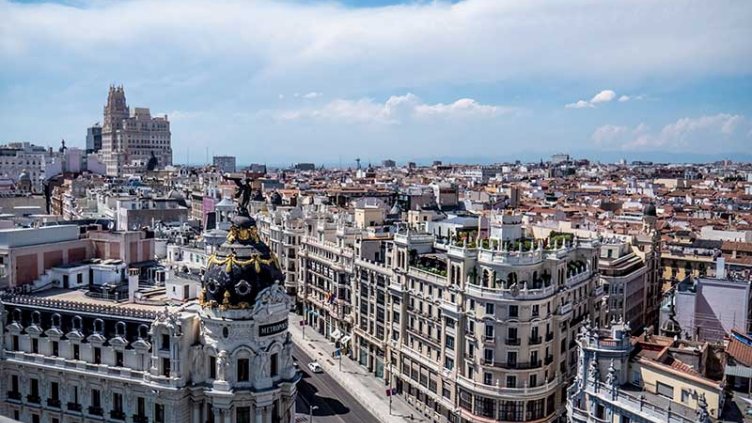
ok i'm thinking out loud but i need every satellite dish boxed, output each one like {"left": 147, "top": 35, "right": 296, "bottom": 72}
{"left": 107, "top": 221, "right": 115, "bottom": 230}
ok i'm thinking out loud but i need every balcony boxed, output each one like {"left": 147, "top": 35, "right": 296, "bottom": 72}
{"left": 88, "top": 406, "right": 104, "bottom": 416}
{"left": 27, "top": 394, "right": 41, "bottom": 404}
{"left": 545, "top": 355, "right": 554, "bottom": 365}
{"left": 529, "top": 336, "right": 542, "bottom": 345}
{"left": 545, "top": 332, "right": 554, "bottom": 342}
{"left": 47, "top": 398, "right": 61, "bottom": 408}
{"left": 571, "top": 313, "right": 586, "bottom": 326}
{"left": 7, "top": 391, "right": 21, "bottom": 401}
{"left": 593, "top": 285, "right": 604, "bottom": 297}
{"left": 67, "top": 402, "right": 82, "bottom": 412}
{"left": 457, "top": 374, "right": 563, "bottom": 399}
{"left": 110, "top": 410, "right": 126, "bottom": 420}
{"left": 505, "top": 338, "right": 521, "bottom": 346}
{"left": 133, "top": 415, "right": 149, "bottom": 423}
{"left": 566, "top": 271, "right": 591, "bottom": 288}
{"left": 499, "top": 360, "right": 542, "bottom": 370}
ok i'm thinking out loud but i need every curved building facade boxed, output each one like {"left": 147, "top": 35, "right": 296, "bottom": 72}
{"left": 0, "top": 207, "right": 298, "bottom": 423}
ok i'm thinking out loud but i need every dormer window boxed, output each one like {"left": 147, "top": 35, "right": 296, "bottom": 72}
{"left": 93, "top": 319, "right": 104, "bottom": 334}
{"left": 72, "top": 316, "right": 83, "bottom": 331}
{"left": 138, "top": 324, "right": 149, "bottom": 339}
{"left": 116, "top": 322, "right": 127, "bottom": 337}
{"left": 31, "top": 311, "right": 41, "bottom": 325}
{"left": 51, "top": 314, "right": 61, "bottom": 328}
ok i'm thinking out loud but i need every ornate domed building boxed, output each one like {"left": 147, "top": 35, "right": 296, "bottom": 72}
{"left": 0, "top": 202, "right": 298, "bottom": 423}
{"left": 16, "top": 170, "right": 32, "bottom": 193}
{"left": 200, "top": 212, "right": 283, "bottom": 311}
{"left": 196, "top": 206, "right": 299, "bottom": 423}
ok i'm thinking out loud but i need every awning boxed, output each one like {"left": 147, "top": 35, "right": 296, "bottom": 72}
{"left": 331, "top": 329, "right": 342, "bottom": 340}
{"left": 340, "top": 335, "right": 352, "bottom": 345}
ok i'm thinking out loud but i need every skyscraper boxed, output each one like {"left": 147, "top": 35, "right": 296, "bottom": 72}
{"left": 100, "top": 86, "right": 172, "bottom": 176}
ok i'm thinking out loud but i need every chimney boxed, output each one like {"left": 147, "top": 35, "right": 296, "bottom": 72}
{"left": 716, "top": 257, "right": 726, "bottom": 280}
{"left": 128, "top": 268, "right": 140, "bottom": 301}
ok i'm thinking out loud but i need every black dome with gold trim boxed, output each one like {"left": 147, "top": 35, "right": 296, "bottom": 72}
{"left": 199, "top": 208, "right": 283, "bottom": 311}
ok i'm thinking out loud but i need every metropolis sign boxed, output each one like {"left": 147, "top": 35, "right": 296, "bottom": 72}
{"left": 259, "top": 319, "right": 288, "bottom": 337}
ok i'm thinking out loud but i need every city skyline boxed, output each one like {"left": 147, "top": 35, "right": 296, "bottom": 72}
{"left": 1, "top": 0, "right": 751, "bottom": 164}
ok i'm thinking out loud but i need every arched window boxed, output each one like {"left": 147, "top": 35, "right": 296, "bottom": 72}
{"left": 12, "top": 308, "right": 21, "bottom": 323}
{"left": 51, "top": 313, "right": 61, "bottom": 328}
{"left": 138, "top": 324, "right": 149, "bottom": 339}
{"left": 93, "top": 318, "right": 104, "bottom": 334}
{"left": 31, "top": 311, "right": 41, "bottom": 325}
{"left": 482, "top": 269, "right": 490, "bottom": 287}
{"left": 116, "top": 321, "right": 127, "bottom": 337}
{"left": 72, "top": 315, "right": 83, "bottom": 330}
{"left": 508, "top": 272, "right": 517, "bottom": 286}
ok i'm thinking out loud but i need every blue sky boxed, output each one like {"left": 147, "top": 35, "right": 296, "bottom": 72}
{"left": 1, "top": 0, "right": 751, "bottom": 165}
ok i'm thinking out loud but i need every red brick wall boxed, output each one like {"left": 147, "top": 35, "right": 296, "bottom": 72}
{"left": 142, "top": 241, "right": 152, "bottom": 262}
{"left": 16, "top": 254, "right": 38, "bottom": 286}
{"left": 95, "top": 241, "right": 106, "bottom": 259}
{"left": 129, "top": 241, "right": 138, "bottom": 263}
{"left": 43, "top": 251, "right": 63, "bottom": 270}
{"left": 68, "top": 247, "right": 87, "bottom": 263}
{"left": 108, "top": 242, "right": 121, "bottom": 260}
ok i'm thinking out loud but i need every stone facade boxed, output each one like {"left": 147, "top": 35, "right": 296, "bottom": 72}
{"left": 0, "top": 208, "right": 298, "bottom": 423}
{"left": 101, "top": 86, "right": 172, "bottom": 177}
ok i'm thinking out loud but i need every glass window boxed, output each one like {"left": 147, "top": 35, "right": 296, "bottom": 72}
{"left": 237, "top": 358, "right": 250, "bottom": 381}
{"left": 445, "top": 335, "right": 455, "bottom": 350}
{"left": 155, "top": 404, "right": 164, "bottom": 423}
{"left": 236, "top": 407, "right": 251, "bottom": 423}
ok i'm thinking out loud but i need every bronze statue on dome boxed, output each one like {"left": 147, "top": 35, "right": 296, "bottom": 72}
{"left": 224, "top": 173, "right": 253, "bottom": 212}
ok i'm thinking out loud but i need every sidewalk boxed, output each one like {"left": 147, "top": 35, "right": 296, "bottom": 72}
{"left": 288, "top": 314, "right": 427, "bottom": 423}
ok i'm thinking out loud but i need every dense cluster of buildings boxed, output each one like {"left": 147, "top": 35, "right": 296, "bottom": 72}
{"left": 3, "top": 94, "right": 752, "bottom": 422}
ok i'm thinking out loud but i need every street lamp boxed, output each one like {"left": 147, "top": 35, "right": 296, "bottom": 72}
{"left": 388, "top": 361, "right": 394, "bottom": 415}
{"left": 309, "top": 405, "right": 319, "bottom": 423}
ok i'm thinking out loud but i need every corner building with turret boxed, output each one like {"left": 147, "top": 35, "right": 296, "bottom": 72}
{"left": 0, "top": 207, "right": 298, "bottom": 423}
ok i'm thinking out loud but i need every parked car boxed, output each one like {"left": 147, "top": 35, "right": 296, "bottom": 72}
{"left": 307, "top": 362, "right": 323, "bottom": 373}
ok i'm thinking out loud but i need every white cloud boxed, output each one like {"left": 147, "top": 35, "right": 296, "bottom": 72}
{"left": 565, "top": 100, "right": 594, "bottom": 109}
{"left": 302, "top": 92, "right": 323, "bottom": 99}
{"left": 274, "top": 93, "right": 516, "bottom": 124}
{"left": 567, "top": 89, "right": 622, "bottom": 109}
{"left": 618, "top": 95, "right": 630, "bottom": 102}
{"left": 591, "top": 90, "right": 616, "bottom": 104}
{"left": 592, "top": 114, "right": 750, "bottom": 151}
{"left": 592, "top": 124, "right": 629, "bottom": 144}
{"left": 1, "top": 0, "right": 750, "bottom": 92}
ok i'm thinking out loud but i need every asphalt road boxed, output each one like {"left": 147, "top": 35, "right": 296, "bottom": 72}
{"left": 293, "top": 344, "right": 379, "bottom": 423}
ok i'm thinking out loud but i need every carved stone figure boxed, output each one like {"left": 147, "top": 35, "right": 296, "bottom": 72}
{"left": 216, "top": 350, "right": 229, "bottom": 382}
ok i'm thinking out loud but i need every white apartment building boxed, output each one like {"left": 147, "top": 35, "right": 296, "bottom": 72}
{"left": 0, "top": 142, "right": 52, "bottom": 192}
{"left": 295, "top": 208, "right": 608, "bottom": 423}
{"left": 255, "top": 207, "right": 305, "bottom": 299}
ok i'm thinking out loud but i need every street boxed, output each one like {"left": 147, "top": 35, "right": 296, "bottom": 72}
{"left": 293, "top": 343, "right": 380, "bottom": 423}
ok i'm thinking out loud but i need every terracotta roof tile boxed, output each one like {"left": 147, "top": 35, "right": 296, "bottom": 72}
{"left": 727, "top": 337, "right": 752, "bottom": 367}
{"left": 668, "top": 358, "right": 701, "bottom": 377}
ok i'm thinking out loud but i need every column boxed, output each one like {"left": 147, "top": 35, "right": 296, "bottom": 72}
{"left": 254, "top": 406, "right": 263, "bottom": 423}
{"left": 192, "top": 402, "right": 201, "bottom": 423}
